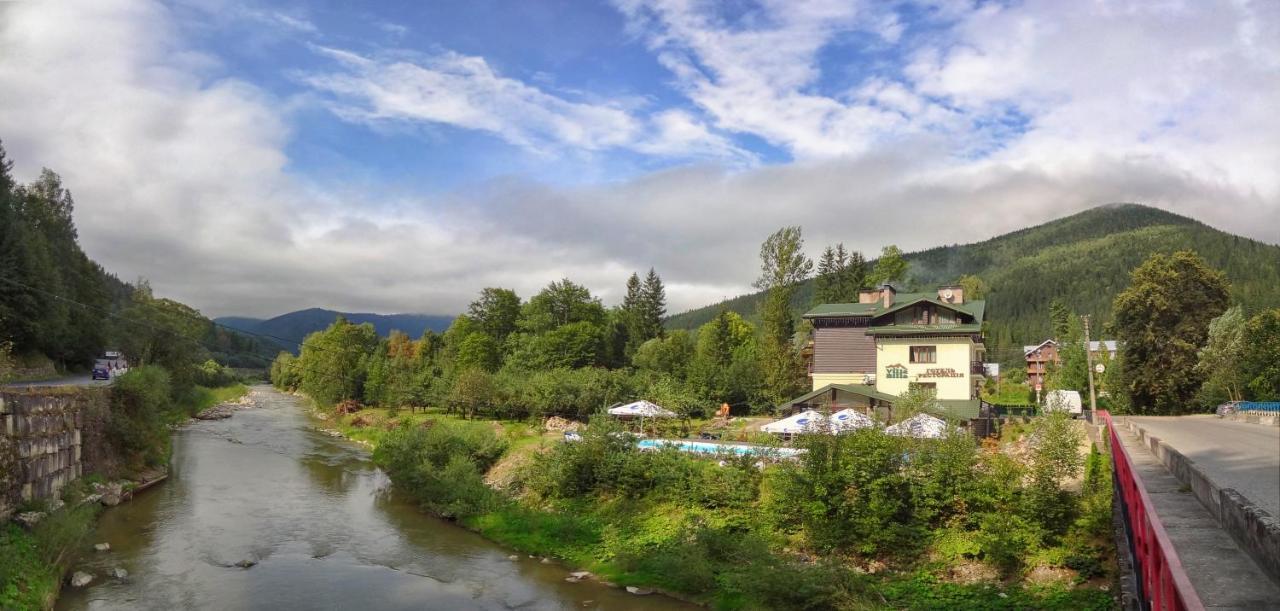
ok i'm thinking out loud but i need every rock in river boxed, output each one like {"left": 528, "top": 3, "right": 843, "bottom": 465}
{"left": 70, "top": 572, "right": 94, "bottom": 587}
{"left": 626, "top": 586, "right": 653, "bottom": 596}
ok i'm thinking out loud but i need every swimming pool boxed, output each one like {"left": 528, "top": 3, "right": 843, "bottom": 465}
{"left": 636, "top": 438, "right": 802, "bottom": 458}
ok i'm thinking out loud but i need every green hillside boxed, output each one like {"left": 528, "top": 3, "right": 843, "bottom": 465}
{"left": 665, "top": 204, "right": 1280, "bottom": 366}
{"left": 215, "top": 308, "right": 453, "bottom": 353}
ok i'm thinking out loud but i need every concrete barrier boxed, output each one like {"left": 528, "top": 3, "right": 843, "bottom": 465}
{"left": 1124, "top": 418, "right": 1280, "bottom": 586}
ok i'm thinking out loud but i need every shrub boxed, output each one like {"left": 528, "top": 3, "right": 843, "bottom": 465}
{"left": 193, "top": 359, "right": 236, "bottom": 387}
{"left": 109, "top": 365, "right": 173, "bottom": 467}
{"left": 975, "top": 512, "right": 1044, "bottom": 573}
{"left": 771, "top": 428, "right": 918, "bottom": 554}
{"left": 373, "top": 420, "right": 508, "bottom": 518}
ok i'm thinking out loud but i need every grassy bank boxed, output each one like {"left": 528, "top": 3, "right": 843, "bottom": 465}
{"left": 313, "top": 403, "right": 1116, "bottom": 610}
{"left": 178, "top": 383, "right": 250, "bottom": 418}
{"left": 0, "top": 480, "right": 104, "bottom": 609}
{"left": 0, "top": 377, "right": 249, "bottom": 609}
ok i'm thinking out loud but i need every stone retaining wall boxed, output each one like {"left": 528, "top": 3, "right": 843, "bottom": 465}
{"left": 1124, "top": 418, "right": 1280, "bottom": 586}
{"left": 0, "top": 388, "right": 113, "bottom": 522}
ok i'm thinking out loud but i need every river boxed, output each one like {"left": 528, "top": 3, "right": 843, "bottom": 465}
{"left": 56, "top": 386, "right": 695, "bottom": 610}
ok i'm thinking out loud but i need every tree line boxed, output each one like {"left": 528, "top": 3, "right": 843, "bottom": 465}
{"left": 273, "top": 227, "right": 921, "bottom": 416}
{"left": 0, "top": 140, "right": 277, "bottom": 382}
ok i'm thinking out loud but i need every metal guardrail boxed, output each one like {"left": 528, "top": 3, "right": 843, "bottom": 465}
{"left": 1239, "top": 402, "right": 1280, "bottom": 413}
{"left": 1099, "top": 410, "right": 1205, "bottom": 611}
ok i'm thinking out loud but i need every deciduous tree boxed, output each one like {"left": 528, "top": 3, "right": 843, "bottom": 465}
{"left": 1113, "top": 251, "right": 1229, "bottom": 414}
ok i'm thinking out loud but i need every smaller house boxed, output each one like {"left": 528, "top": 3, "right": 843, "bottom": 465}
{"left": 1023, "top": 339, "right": 1119, "bottom": 388}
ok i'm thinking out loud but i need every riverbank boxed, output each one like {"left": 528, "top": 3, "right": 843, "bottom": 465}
{"left": 307, "top": 399, "right": 1118, "bottom": 610}
{"left": 0, "top": 382, "right": 249, "bottom": 609}
{"left": 55, "top": 387, "right": 691, "bottom": 610}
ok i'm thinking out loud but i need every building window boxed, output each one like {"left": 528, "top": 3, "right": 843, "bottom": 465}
{"left": 910, "top": 382, "right": 937, "bottom": 394}
{"left": 909, "top": 345, "right": 936, "bottom": 363}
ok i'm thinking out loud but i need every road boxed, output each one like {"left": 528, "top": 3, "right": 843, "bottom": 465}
{"left": 1128, "top": 415, "right": 1280, "bottom": 517}
{"left": 2, "top": 374, "right": 110, "bottom": 389}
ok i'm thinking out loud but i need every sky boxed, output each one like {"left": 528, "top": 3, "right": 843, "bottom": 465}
{"left": 0, "top": 0, "right": 1277, "bottom": 318}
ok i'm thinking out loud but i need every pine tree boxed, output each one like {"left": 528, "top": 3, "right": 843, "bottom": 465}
{"left": 621, "top": 272, "right": 643, "bottom": 356}
{"left": 1049, "top": 298, "right": 1070, "bottom": 341}
{"left": 641, "top": 268, "right": 666, "bottom": 340}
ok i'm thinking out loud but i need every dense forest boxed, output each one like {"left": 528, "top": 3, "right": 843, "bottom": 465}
{"left": 666, "top": 204, "right": 1280, "bottom": 366}
{"left": 0, "top": 141, "right": 277, "bottom": 374}
{"left": 216, "top": 308, "right": 454, "bottom": 353}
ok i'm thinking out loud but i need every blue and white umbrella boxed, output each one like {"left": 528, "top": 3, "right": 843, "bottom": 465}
{"left": 761, "top": 409, "right": 826, "bottom": 434}
{"left": 608, "top": 400, "right": 678, "bottom": 418}
{"left": 829, "top": 409, "right": 876, "bottom": 432}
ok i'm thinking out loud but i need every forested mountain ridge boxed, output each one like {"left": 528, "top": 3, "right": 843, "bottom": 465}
{"left": 665, "top": 204, "right": 1280, "bottom": 366}
{"left": 215, "top": 308, "right": 454, "bottom": 352}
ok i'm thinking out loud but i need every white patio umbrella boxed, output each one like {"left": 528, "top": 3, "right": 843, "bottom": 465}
{"left": 885, "top": 413, "right": 948, "bottom": 439}
{"left": 607, "top": 400, "right": 678, "bottom": 418}
{"left": 829, "top": 409, "right": 876, "bottom": 432}
{"left": 761, "top": 409, "right": 827, "bottom": 435}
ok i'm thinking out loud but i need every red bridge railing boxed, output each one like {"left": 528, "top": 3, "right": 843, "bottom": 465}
{"left": 1099, "top": 410, "right": 1204, "bottom": 611}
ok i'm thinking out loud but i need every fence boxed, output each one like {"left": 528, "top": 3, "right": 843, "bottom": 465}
{"left": 1100, "top": 410, "right": 1204, "bottom": 611}
{"left": 1239, "top": 402, "right": 1280, "bottom": 413}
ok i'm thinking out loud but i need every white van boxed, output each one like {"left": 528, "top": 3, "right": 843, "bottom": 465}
{"left": 1044, "top": 390, "right": 1083, "bottom": 416}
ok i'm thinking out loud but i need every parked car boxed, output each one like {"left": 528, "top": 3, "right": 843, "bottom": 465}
{"left": 1215, "top": 401, "right": 1242, "bottom": 417}
{"left": 91, "top": 366, "right": 111, "bottom": 380}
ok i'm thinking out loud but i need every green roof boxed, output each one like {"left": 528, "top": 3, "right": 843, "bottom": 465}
{"left": 803, "top": 302, "right": 880, "bottom": 317}
{"left": 803, "top": 292, "right": 985, "bottom": 328}
{"left": 778, "top": 385, "right": 982, "bottom": 420}
{"left": 778, "top": 383, "right": 898, "bottom": 410}
{"left": 866, "top": 324, "right": 982, "bottom": 336}
{"left": 934, "top": 400, "right": 982, "bottom": 420}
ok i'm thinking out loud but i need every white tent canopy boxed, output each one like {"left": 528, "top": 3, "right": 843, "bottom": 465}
{"left": 761, "top": 409, "right": 826, "bottom": 434}
{"left": 608, "top": 400, "right": 678, "bottom": 418}
{"left": 885, "top": 413, "right": 948, "bottom": 439}
{"left": 829, "top": 409, "right": 876, "bottom": 432}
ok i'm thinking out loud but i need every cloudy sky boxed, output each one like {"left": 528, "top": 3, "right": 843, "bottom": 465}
{"left": 1, "top": 0, "right": 1276, "bottom": 318}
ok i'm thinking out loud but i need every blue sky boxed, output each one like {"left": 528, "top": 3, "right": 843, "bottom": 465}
{"left": 0, "top": 0, "right": 1276, "bottom": 316}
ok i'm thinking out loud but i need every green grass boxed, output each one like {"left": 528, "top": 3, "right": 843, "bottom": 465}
{"left": 0, "top": 491, "right": 102, "bottom": 610}
{"left": 177, "top": 383, "right": 249, "bottom": 417}
{"left": 879, "top": 572, "right": 1113, "bottom": 610}
{"left": 0, "top": 524, "right": 58, "bottom": 610}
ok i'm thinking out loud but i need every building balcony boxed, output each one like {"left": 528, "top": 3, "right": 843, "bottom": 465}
{"left": 971, "top": 361, "right": 986, "bottom": 375}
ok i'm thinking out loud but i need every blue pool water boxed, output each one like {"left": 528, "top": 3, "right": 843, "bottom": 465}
{"left": 636, "top": 439, "right": 802, "bottom": 458}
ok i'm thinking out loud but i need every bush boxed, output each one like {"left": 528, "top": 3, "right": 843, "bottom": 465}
{"left": 769, "top": 428, "right": 918, "bottom": 555}
{"left": 109, "top": 365, "right": 173, "bottom": 467}
{"left": 193, "top": 359, "right": 236, "bottom": 387}
{"left": 373, "top": 420, "right": 508, "bottom": 518}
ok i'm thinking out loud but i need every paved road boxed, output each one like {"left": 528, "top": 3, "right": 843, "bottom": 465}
{"left": 1128, "top": 415, "right": 1280, "bottom": 517}
{"left": 2, "top": 374, "right": 110, "bottom": 389}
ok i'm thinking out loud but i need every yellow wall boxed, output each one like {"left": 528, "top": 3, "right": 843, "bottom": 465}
{"left": 810, "top": 372, "right": 872, "bottom": 391}
{"left": 874, "top": 337, "right": 982, "bottom": 401}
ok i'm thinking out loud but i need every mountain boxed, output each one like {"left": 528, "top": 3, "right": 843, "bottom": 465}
{"left": 665, "top": 204, "right": 1280, "bottom": 366}
{"left": 215, "top": 308, "right": 455, "bottom": 352}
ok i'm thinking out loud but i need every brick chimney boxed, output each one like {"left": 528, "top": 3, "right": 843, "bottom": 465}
{"left": 858, "top": 288, "right": 880, "bottom": 304}
{"left": 880, "top": 284, "right": 895, "bottom": 307}
{"left": 938, "top": 285, "right": 964, "bottom": 304}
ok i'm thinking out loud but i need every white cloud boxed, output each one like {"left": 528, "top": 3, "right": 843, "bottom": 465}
{"left": 0, "top": 0, "right": 1274, "bottom": 323}
{"left": 299, "top": 45, "right": 748, "bottom": 162}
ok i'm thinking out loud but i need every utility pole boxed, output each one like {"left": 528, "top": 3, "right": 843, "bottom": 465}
{"left": 1083, "top": 314, "right": 1098, "bottom": 420}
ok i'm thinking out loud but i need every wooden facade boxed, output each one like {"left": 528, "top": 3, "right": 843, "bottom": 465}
{"left": 811, "top": 318, "right": 875, "bottom": 374}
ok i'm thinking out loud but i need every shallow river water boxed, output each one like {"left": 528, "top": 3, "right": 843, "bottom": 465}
{"left": 56, "top": 386, "right": 694, "bottom": 610}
